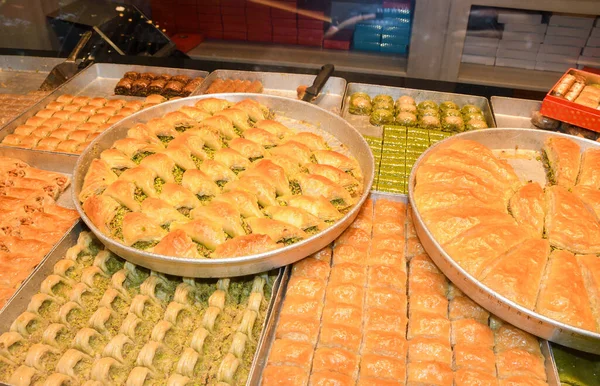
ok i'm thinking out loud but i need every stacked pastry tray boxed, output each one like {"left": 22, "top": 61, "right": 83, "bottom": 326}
{"left": 256, "top": 191, "right": 560, "bottom": 385}
{"left": 0, "top": 63, "right": 209, "bottom": 154}
{"left": 194, "top": 70, "right": 347, "bottom": 115}
{"left": 0, "top": 221, "right": 287, "bottom": 385}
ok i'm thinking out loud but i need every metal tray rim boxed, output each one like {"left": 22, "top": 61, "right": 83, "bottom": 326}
{"left": 72, "top": 93, "right": 375, "bottom": 277}
{"left": 408, "top": 128, "right": 600, "bottom": 354}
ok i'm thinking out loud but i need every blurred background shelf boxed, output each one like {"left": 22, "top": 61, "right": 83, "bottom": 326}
{"left": 458, "top": 63, "right": 563, "bottom": 92}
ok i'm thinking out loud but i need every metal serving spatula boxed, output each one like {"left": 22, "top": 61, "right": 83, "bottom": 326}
{"left": 39, "top": 31, "right": 93, "bottom": 91}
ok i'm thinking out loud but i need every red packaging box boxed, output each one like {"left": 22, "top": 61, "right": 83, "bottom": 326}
{"left": 540, "top": 68, "right": 600, "bottom": 132}
{"left": 221, "top": 6, "right": 245, "bottom": 15}
{"left": 273, "top": 26, "right": 297, "bottom": 36}
{"left": 272, "top": 18, "right": 296, "bottom": 28}
{"left": 223, "top": 23, "right": 248, "bottom": 32}
{"left": 176, "top": 0, "right": 197, "bottom": 5}
{"left": 298, "top": 10, "right": 324, "bottom": 20}
{"left": 298, "top": 36, "right": 322, "bottom": 47}
{"left": 201, "top": 0, "right": 221, "bottom": 5}
{"left": 221, "top": 0, "right": 245, "bottom": 6}
{"left": 223, "top": 31, "right": 247, "bottom": 40}
{"left": 205, "top": 30, "right": 224, "bottom": 39}
{"left": 199, "top": 20, "right": 223, "bottom": 30}
{"left": 273, "top": 34, "right": 297, "bottom": 44}
{"left": 298, "top": 19, "right": 324, "bottom": 30}
{"left": 198, "top": 6, "right": 221, "bottom": 15}
{"left": 324, "top": 39, "right": 350, "bottom": 50}
{"left": 176, "top": 13, "right": 199, "bottom": 31}
{"left": 248, "top": 32, "right": 272, "bottom": 42}
{"left": 222, "top": 14, "right": 246, "bottom": 24}
{"left": 246, "top": 2, "right": 269, "bottom": 11}
{"left": 298, "top": 28, "right": 323, "bottom": 39}
{"left": 246, "top": 22, "right": 272, "bottom": 33}
{"left": 271, "top": 9, "right": 297, "bottom": 19}
{"left": 174, "top": 4, "right": 197, "bottom": 19}
{"left": 198, "top": 13, "right": 222, "bottom": 23}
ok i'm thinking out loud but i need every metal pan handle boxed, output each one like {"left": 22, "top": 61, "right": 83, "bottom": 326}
{"left": 67, "top": 31, "right": 93, "bottom": 63}
{"left": 305, "top": 63, "right": 334, "bottom": 100}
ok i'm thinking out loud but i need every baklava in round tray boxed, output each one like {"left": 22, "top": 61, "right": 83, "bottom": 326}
{"left": 74, "top": 94, "right": 374, "bottom": 278}
{"left": 409, "top": 128, "right": 600, "bottom": 354}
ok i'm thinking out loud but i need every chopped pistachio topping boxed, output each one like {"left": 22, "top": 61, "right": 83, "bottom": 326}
{"left": 173, "top": 166, "right": 185, "bottom": 184}
{"left": 132, "top": 151, "right": 153, "bottom": 164}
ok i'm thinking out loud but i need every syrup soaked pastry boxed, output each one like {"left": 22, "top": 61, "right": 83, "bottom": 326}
{"left": 80, "top": 98, "right": 363, "bottom": 258}
{"left": 414, "top": 137, "right": 600, "bottom": 333}
{"left": 0, "top": 232, "right": 276, "bottom": 385}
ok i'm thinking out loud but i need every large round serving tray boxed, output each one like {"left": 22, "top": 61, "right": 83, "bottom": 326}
{"left": 408, "top": 128, "right": 600, "bottom": 354}
{"left": 73, "top": 94, "right": 374, "bottom": 278}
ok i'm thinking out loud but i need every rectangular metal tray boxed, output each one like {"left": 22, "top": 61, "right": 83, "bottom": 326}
{"left": 491, "top": 96, "right": 542, "bottom": 129}
{"left": 0, "top": 221, "right": 289, "bottom": 386}
{"left": 0, "top": 63, "right": 209, "bottom": 149}
{"left": 193, "top": 69, "right": 346, "bottom": 115}
{"left": 0, "top": 55, "right": 64, "bottom": 95}
{"left": 342, "top": 83, "right": 496, "bottom": 138}
{"left": 255, "top": 190, "right": 559, "bottom": 386}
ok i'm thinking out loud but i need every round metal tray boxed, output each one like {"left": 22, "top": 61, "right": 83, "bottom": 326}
{"left": 408, "top": 128, "right": 600, "bottom": 354}
{"left": 73, "top": 94, "right": 374, "bottom": 278}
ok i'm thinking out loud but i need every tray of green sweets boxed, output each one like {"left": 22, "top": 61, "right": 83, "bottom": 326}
{"left": 364, "top": 125, "right": 453, "bottom": 194}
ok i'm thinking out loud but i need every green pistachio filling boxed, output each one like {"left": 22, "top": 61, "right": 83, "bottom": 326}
{"left": 173, "top": 166, "right": 185, "bottom": 184}
{"left": 134, "top": 188, "right": 147, "bottom": 203}
{"left": 132, "top": 151, "right": 153, "bottom": 164}
{"left": 154, "top": 177, "right": 165, "bottom": 194}
{"left": 109, "top": 207, "right": 130, "bottom": 241}
{"left": 158, "top": 136, "right": 174, "bottom": 145}
{"left": 289, "top": 180, "right": 301, "bottom": 195}
{"left": 132, "top": 240, "right": 159, "bottom": 250}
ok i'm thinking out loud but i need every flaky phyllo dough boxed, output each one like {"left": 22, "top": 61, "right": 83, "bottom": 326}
{"left": 80, "top": 98, "right": 364, "bottom": 259}
{"left": 414, "top": 137, "right": 600, "bottom": 333}
{"left": 0, "top": 231, "right": 275, "bottom": 385}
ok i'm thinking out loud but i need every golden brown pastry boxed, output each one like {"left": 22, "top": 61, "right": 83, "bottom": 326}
{"left": 576, "top": 254, "right": 600, "bottom": 331}
{"left": 571, "top": 185, "right": 600, "bottom": 219}
{"left": 545, "top": 185, "right": 600, "bottom": 254}
{"left": 535, "top": 249, "right": 596, "bottom": 332}
{"left": 576, "top": 148, "right": 600, "bottom": 189}
{"left": 442, "top": 223, "right": 528, "bottom": 277}
{"left": 479, "top": 239, "right": 549, "bottom": 309}
{"left": 543, "top": 136, "right": 581, "bottom": 188}
{"left": 211, "top": 234, "right": 282, "bottom": 258}
{"left": 508, "top": 182, "right": 545, "bottom": 238}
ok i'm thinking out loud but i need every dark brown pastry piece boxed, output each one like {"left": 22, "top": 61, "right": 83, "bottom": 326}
{"left": 140, "top": 72, "right": 158, "bottom": 80}
{"left": 114, "top": 78, "right": 133, "bottom": 96}
{"left": 159, "top": 73, "right": 172, "bottom": 81}
{"left": 182, "top": 78, "right": 204, "bottom": 96}
{"left": 172, "top": 74, "right": 192, "bottom": 84}
{"left": 123, "top": 71, "right": 140, "bottom": 80}
{"left": 131, "top": 78, "right": 150, "bottom": 97}
{"left": 148, "top": 79, "right": 168, "bottom": 95}
{"left": 164, "top": 81, "right": 185, "bottom": 97}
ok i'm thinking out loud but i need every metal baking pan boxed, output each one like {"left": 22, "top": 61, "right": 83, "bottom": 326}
{"left": 256, "top": 190, "right": 560, "bottom": 385}
{"left": 0, "top": 55, "right": 64, "bottom": 95}
{"left": 73, "top": 94, "right": 374, "bottom": 278}
{"left": 491, "top": 96, "right": 542, "bottom": 129}
{"left": 0, "top": 63, "right": 209, "bottom": 149}
{"left": 194, "top": 69, "right": 346, "bottom": 115}
{"left": 0, "top": 221, "right": 288, "bottom": 386}
{"left": 342, "top": 83, "right": 496, "bottom": 138}
{"left": 408, "top": 128, "right": 600, "bottom": 354}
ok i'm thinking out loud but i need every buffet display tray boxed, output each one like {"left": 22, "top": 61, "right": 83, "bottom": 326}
{"left": 0, "top": 221, "right": 289, "bottom": 386}
{"left": 256, "top": 190, "right": 560, "bottom": 385}
{"left": 408, "top": 128, "right": 600, "bottom": 354}
{"left": 194, "top": 69, "right": 346, "bottom": 115}
{"left": 0, "top": 55, "right": 64, "bottom": 95}
{"left": 342, "top": 83, "right": 496, "bottom": 138}
{"left": 0, "top": 63, "right": 209, "bottom": 144}
{"left": 491, "top": 96, "right": 541, "bottom": 129}
{"left": 73, "top": 94, "right": 375, "bottom": 278}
